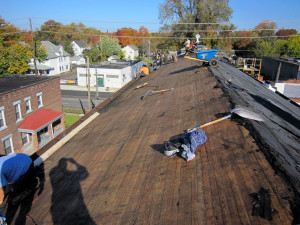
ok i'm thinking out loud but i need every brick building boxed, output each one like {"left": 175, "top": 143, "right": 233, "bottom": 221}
{"left": 0, "top": 75, "right": 65, "bottom": 155}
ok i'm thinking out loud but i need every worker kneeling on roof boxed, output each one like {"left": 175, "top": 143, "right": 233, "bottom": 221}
{"left": 0, "top": 153, "right": 37, "bottom": 205}
{"left": 136, "top": 65, "right": 149, "bottom": 79}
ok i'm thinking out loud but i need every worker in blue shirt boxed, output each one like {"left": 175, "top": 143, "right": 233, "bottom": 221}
{"left": 0, "top": 153, "right": 36, "bottom": 205}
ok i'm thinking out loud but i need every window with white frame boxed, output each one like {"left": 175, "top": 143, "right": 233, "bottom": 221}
{"left": 24, "top": 97, "right": 32, "bottom": 113}
{"left": 21, "top": 132, "right": 29, "bottom": 145}
{"left": 0, "top": 107, "right": 6, "bottom": 130}
{"left": 2, "top": 135, "right": 14, "bottom": 155}
{"left": 13, "top": 101, "right": 22, "bottom": 122}
{"left": 37, "top": 92, "right": 43, "bottom": 108}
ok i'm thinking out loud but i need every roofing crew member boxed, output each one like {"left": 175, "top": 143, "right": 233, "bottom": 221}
{"left": 185, "top": 38, "right": 191, "bottom": 54}
{"left": 0, "top": 153, "right": 36, "bottom": 205}
{"left": 136, "top": 65, "right": 150, "bottom": 78}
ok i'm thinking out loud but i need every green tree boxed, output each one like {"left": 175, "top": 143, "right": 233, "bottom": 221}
{"left": 64, "top": 39, "right": 74, "bottom": 56}
{"left": 0, "top": 40, "right": 31, "bottom": 75}
{"left": 159, "top": 0, "right": 233, "bottom": 49}
{"left": 35, "top": 20, "right": 62, "bottom": 45}
{"left": 253, "top": 40, "right": 277, "bottom": 58}
{"left": 285, "top": 36, "right": 300, "bottom": 57}
{"left": 86, "top": 36, "right": 122, "bottom": 63}
{"left": 100, "top": 36, "right": 122, "bottom": 58}
{"left": 35, "top": 42, "right": 48, "bottom": 62}
{"left": 85, "top": 46, "right": 101, "bottom": 63}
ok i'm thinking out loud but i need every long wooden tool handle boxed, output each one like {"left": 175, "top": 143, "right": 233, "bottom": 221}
{"left": 154, "top": 88, "right": 174, "bottom": 93}
{"left": 187, "top": 114, "right": 232, "bottom": 132}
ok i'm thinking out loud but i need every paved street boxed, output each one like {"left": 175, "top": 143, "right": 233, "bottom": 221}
{"left": 61, "top": 89, "right": 114, "bottom": 110}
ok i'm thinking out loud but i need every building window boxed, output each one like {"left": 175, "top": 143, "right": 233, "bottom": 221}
{"left": 37, "top": 92, "right": 43, "bottom": 108}
{"left": 24, "top": 97, "right": 32, "bottom": 113}
{"left": 2, "top": 135, "right": 14, "bottom": 155}
{"left": 13, "top": 101, "right": 22, "bottom": 122}
{"left": 66, "top": 65, "right": 68, "bottom": 70}
{"left": 21, "top": 132, "right": 29, "bottom": 145}
{"left": 0, "top": 107, "right": 6, "bottom": 131}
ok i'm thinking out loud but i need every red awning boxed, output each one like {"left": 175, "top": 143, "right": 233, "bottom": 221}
{"left": 18, "top": 109, "right": 64, "bottom": 133}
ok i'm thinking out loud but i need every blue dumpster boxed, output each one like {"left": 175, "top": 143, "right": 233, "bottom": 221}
{"left": 195, "top": 49, "right": 219, "bottom": 61}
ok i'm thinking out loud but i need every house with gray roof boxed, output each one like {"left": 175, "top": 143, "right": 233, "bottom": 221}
{"left": 122, "top": 45, "right": 139, "bottom": 60}
{"left": 28, "top": 41, "right": 71, "bottom": 76}
{"left": 71, "top": 40, "right": 87, "bottom": 56}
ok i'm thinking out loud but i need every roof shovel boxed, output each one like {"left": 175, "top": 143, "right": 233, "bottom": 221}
{"left": 187, "top": 108, "right": 264, "bottom": 132}
{"left": 141, "top": 88, "right": 174, "bottom": 101}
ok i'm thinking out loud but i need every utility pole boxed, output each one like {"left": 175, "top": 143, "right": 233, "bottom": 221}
{"left": 148, "top": 39, "right": 150, "bottom": 64}
{"left": 100, "top": 36, "right": 103, "bottom": 62}
{"left": 275, "top": 61, "right": 282, "bottom": 83}
{"left": 87, "top": 57, "right": 91, "bottom": 111}
{"left": 29, "top": 18, "right": 38, "bottom": 75}
{"left": 95, "top": 69, "right": 99, "bottom": 97}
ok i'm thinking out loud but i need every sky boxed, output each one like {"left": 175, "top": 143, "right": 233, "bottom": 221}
{"left": 1, "top": 0, "right": 299, "bottom": 33}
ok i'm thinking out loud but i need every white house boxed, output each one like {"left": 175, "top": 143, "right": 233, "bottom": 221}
{"left": 71, "top": 40, "right": 87, "bottom": 56}
{"left": 122, "top": 45, "right": 139, "bottom": 60}
{"left": 77, "top": 60, "right": 143, "bottom": 88}
{"left": 70, "top": 56, "right": 86, "bottom": 65}
{"left": 28, "top": 41, "right": 70, "bottom": 76}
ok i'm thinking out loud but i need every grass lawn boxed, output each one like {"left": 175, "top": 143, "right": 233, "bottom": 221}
{"left": 63, "top": 108, "right": 85, "bottom": 114}
{"left": 64, "top": 114, "right": 82, "bottom": 128}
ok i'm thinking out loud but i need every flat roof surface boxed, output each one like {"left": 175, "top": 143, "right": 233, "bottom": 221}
{"left": 11, "top": 57, "right": 296, "bottom": 224}
{"left": 79, "top": 61, "right": 140, "bottom": 70}
{"left": 0, "top": 74, "right": 57, "bottom": 95}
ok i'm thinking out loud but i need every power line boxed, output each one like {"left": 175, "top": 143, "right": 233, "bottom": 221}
{"left": 1, "top": 29, "right": 299, "bottom": 40}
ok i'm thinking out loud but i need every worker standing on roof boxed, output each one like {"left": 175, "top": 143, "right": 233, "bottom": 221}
{"left": 185, "top": 38, "right": 191, "bottom": 55}
{"left": 0, "top": 153, "right": 37, "bottom": 205}
{"left": 136, "top": 65, "right": 150, "bottom": 79}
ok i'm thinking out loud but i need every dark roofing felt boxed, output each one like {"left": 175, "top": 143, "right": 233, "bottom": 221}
{"left": 25, "top": 56, "right": 295, "bottom": 224}
{"left": 0, "top": 74, "right": 57, "bottom": 95}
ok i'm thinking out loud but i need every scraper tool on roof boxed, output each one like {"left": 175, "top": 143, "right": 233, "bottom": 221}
{"left": 187, "top": 107, "right": 264, "bottom": 132}
{"left": 141, "top": 88, "right": 174, "bottom": 101}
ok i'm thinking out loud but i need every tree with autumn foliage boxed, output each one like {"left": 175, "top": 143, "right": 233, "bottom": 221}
{"left": 35, "top": 20, "right": 62, "bottom": 45}
{"left": 276, "top": 29, "right": 297, "bottom": 40}
{"left": 0, "top": 39, "right": 31, "bottom": 75}
{"left": 116, "top": 26, "right": 150, "bottom": 47}
{"left": 0, "top": 16, "right": 21, "bottom": 44}
{"left": 116, "top": 28, "right": 139, "bottom": 46}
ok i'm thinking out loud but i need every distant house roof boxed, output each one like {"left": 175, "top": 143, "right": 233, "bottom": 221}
{"left": 108, "top": 55, "right": 120, "bottom": 61}
{"left": 29, "top": 64, "right": 53, "bottom": 70}
{"left": 78, "top": 60, "right": 140, "bottom": 70}
{"left": 73, "top": 40, "right": 86, "bottom": 48}
{"left": 18, "top": 109, "right": 64, "bottom": 133}
{"left": 41, "top": 41, "right": 70, "bottom": 59}
{"left": 123, "top": 45, "right": 139, "bottom": 51}
{"left": 0, "top": 74, "right": 57, "bottom": 95}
